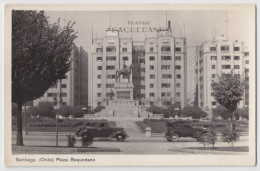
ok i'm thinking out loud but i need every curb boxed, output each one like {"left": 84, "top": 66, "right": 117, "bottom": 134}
{"left": 12, "top": 146, "right": 121, "bottom": 154}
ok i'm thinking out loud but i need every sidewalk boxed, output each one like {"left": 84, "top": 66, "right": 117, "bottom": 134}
{"left": 12, "top": 145, "right": 120, "bottom": 154}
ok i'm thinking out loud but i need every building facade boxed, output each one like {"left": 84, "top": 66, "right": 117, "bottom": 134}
{"left": 196, "top": 35, "right": 249, "bottom": 118}
{"left": 88, "top": 21, "right": 187, "bottom": 109}
{"left": 33, "top": 45, "right": 88, "bottom": 108}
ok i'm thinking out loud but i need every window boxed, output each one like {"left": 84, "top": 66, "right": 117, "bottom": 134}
{"left": 123, "top": 56, "right": 128, "bottom": 61}
{"left": 175, "top": 56, "right": 181, "bottom": 60}
{"left": 106, "top": 56, "right": 116, "bottom": 61}
{"left": 234, "top": 56, "right": 240, "bottom": 60}
{"left": 61, "top": 84, "right": 67, "bottom": 88}
{"left": 176, "top": 74, "right": 181, "bottom": 79}
{"left": 245, "top": 68, "right": 249, "bottom": 72}
{"left": 161, "top": 56, "right": 171, "bottom": 60}
{"left": 234, "top": 47, "right": 240, "bottom": 51}
{"left": 107, "top": 75, "right": 116, "bottom": 79}
{"left": 161, "top": 65, "right": 170, "bottom": 70}
{"left": 212, "top": 65, "right": 215, "bottom": 69}
{"left": 210, "top": 47, "right": 216, "bottom": 51}
{"left": 149, "top": 93, "right": 155, "bottom": 97}
{"left": 150, "top": 102, "right": 154, "bottom": 106}
{"left": 106, "top": 66, "right": 115, "bottom": 70}
{"left": 244, "top": 52, "right": 249, "bottom": 56}
{"left": 140, "top": 77, "right": 145, "bottom": 81}
{"left": 150, "top": 84, "right": 154, "bottom": 88}
{"left": 62, "top": 102, "right": 67, "bottom": 106}
{"left": 162, "top": 74, "right": 172, "bottom": 79}
{"left": 161, "top": 92, "right": 166, "bottom": 97}
{"left": 167, "top": 92, "right": 171, "bottom": 97}
{"left": 106, "top": 46, "right": 116, "bottom": 52}
{"left": 175, "top": 65, "right": 181, "bottom": 69}
{"left": 150, "top": 75, "right": 155, "bottom": 79}
{"left": 222, "top": 65, "right": 231, "bottom": 69}
{"left": 122, "top": 48, "right": 127, "bottom": 52}
{"left": 211, "top": 56, "right": 217, "bottom": 60}
{"left": 150, "top": 65, "right": 154, "bottom": 70}
{"left": 150, "top": 47, "right": 154, "bottom": 52}
{"left": 212, "top": 101, "right": 217, "bottom": 105}
{"left": 211, "top": 92, "right": 214, "bottom": 96}
{"left": 221, "top": 45, "right": 229, "bottom": 52}
{"left": 222, "top": 56, "right": 231, "bottom": 60}
{"left": 212, "top": 74, "right": 216, "bottom": 78}
{"left": 97, "top": 102, "right": 102, "bottom": 106}
{"left": 96, "top": 48, "right": 102, "bottom": 52}
{"left": 149, "top": 56, "right": 155, "bottom": 61}
{"left": 176, "top": 92, "right": 180, "bottom": 97}
{"left": 234, "top": 65, "right": 240, "bottom": 69}
{"left": 161, "top": 46, "right": 171, "bottom": 51}
{"left": 211, "top": 83, "right": 214, "bottom": 87}
{"left": 97, "top": 84, "right": 101, "bottom": 88}
{"left": 47, "top": 93, "right": 53, "bottom": 97}
{"left": 176, "top": 83, "right": 180, "bottom": 87}
{"left": 245, "top": 60, "right": 249, "bottom": 64}
{"left": 97, "top": 75, "right": 101, "bottom": 79}
{"left": 97, "top": 66, "right": 102, "bottom": 70}
{"left": 175, "top": 47, "right": 181, "bottom": 52}
{"left": 97, "top": 93, "right": 101, "bottom": 97}
{"left": 97, "top": 57, "right": 102, "bottom": 61}
{"left": 52, "top": 84, "right": 58, "bottom": 88}
{"left": 61, "top": 93, "right": 67, "bottom": 97}
{"left": 161, "top": 83, "right": 170, "bottom": 88}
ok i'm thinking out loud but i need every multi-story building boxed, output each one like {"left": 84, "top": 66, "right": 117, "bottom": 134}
{"left": 196, "top": 35, "right": 249, "bottom": 118}
{"left": 33, "top": 45, "right": 88, "bottom": 108}
{"left": 88, "top": 21, "right": 188, "bottom": 109}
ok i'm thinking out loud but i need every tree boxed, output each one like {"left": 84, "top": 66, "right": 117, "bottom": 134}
{"left": 212, "top": 105, "right": 232, "bottom": 120}
{"left": 27, "top": 106, "right": 39, "bottom": 118}
{"left": 146, "top": 105, "right": 163, "bottom": 114}
{"left": 12, "top": 103, "right": 18, "bottom": 118}
{"left": 71, "top": 106, "right": 85, "bottom": 118}
{"left": 181, "top": 106, "right": 207, "bottom": 119}
{"left": 38, "top": 102, "right": 55, "bottom": 118}
{"left": 167, "top": 103, "right": 182, "bottom": 117}
{"left": 59, "top": 106, "right": 73, "bottom": 118}
{"left": 211, "top": 70, "right": 245, "bottom": 130}
{"left": 12, "top": 10, "right": 77, "bottom": 145}
{"left": 237, "top": 107, "right": 249, "bottom": 120}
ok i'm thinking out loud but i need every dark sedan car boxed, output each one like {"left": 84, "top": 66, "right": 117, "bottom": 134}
{"left": 165, "top": 120, "right": 208, "bottom": 142}
{"left": 75, "top": 121, "right": 129, "bottom": 141}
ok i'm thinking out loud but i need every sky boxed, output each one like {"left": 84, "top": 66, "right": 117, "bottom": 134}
{"left": 45, "top": 9, "right": 255, "bottom": 55}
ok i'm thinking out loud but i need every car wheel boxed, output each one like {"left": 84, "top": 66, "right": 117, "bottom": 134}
{"left": 116, "top": 134, "right": 125, "bottom": 141}
{"left": 168, "top": 133, "right": 179, "bottom": 142}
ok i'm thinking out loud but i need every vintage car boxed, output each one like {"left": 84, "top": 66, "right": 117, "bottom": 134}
{"left": 165, "top": 120, "right": 208, "bottom": 142}
{"left": 75, "top": 121, "right": 129, "bottom": 141}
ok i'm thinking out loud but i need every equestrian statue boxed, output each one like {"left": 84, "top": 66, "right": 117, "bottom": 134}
{"left": 116, "top": 61, "right": 133, "bottom": 82}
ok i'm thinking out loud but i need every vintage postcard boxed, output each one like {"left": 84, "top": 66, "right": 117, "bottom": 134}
{"left": 4, "top": 4, "right": 256, "bottom": 166}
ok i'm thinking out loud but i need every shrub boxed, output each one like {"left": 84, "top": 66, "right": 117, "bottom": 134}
{"left": 181, "top": 106, "right": 207, "bottom": 119}
{"left": 66, "top": 135, "right": 76, "bottom": 147}
{"left": 195, "top": 126, "right": 218, "bottom": 148}
{"left": 81, "top": 135, "right": 94, "bottom": 147}
{"left": 221, "top": 130, "right": 240, "bottom": 147}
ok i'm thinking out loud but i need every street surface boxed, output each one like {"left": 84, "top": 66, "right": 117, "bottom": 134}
{"left": 12, "top": 118, "right": 249, "bottom": 154}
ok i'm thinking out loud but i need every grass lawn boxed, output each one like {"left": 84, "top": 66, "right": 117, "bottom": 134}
{"left": 184, "top": 146, "right": 249, "bottom": 152}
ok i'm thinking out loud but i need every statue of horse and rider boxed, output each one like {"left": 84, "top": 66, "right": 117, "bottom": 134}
{"left": 116, "top": 61, "right": 133, "bottom": 82}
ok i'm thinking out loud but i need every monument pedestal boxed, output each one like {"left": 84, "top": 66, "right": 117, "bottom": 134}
{"left": 114, "top": 82, "right": 134, "bottom": 100}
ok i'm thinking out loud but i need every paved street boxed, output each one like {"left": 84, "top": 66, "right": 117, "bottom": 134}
{"left": 12, "top": 119, "right": 249, "bottom": 155}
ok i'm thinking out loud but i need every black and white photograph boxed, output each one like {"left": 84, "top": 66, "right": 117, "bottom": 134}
{"left": 4, "top": 4, "right": 256, "bottom": 166}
